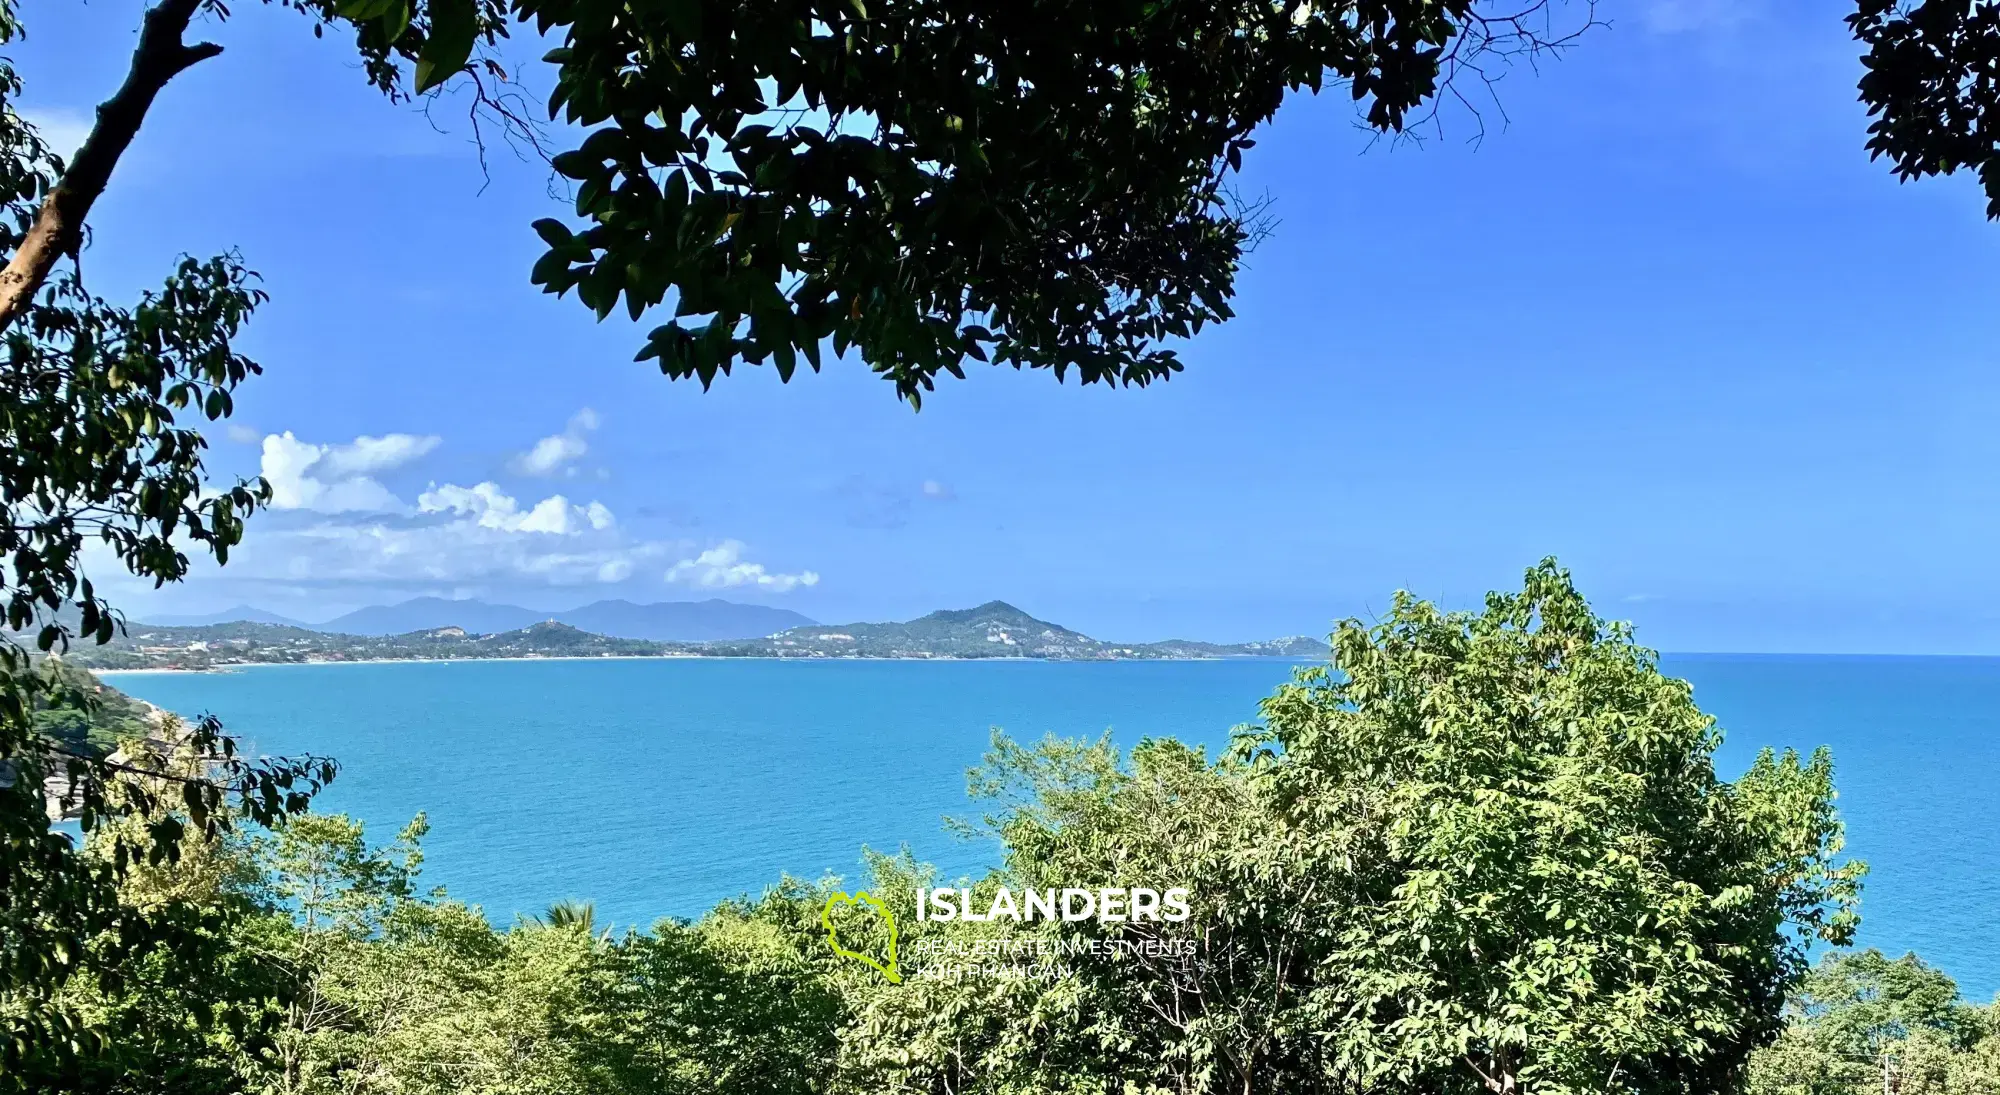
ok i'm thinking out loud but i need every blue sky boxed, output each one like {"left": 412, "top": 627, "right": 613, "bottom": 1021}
{"left": 17, "top": 0, "right": 2000, "bottom": 652}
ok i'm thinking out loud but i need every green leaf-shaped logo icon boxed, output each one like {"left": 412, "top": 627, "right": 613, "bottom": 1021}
{"left": 821, "top": 889, "right": 902, "bottom": 983}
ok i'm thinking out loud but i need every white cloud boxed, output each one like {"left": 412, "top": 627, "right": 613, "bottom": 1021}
{"left": 518, "top": 435, "right": 583, "bottom": 477}
{"left": 322, "top": 433, "right": 442, "bottom": 476}
{"left": 228, "top": 518, "right": 674, "bottom": 588}
{"left": 260, "top": 433, "right": 324, "bottom": 508}
{"left": 512, "top": 408, "right": 599, "bottom": 477}
{"left": 261, "top": 431, "right": 434, "bottom": 514}
{"left": 666, "top": 541, "right": 819, "bottom": 593}
{"left": 225, "top": 423, "right": 262, "bottom": 445}
{"left": 921, "top": 479, "right": 953, "bottom": 500}
{"left": 597, "top": 558, "right": 633, "bottom": 583}
{"left": 415, "top": 481, "right": 509, "bottom": 523}
{"left": 416, "top": 481, "right": 615, "bottom": 535}
{"left": 245, "top": 427, "right": 643, "bottom": 587}
{"left": 260, "top": 431, "right": 440, "bottom": 514}
{"left": 151, "top": 423, "right": 814, "bottom": 600}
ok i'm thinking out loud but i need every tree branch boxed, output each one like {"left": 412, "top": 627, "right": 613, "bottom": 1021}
{"left": 46, "top": 742, "right": 221, "bottom": 790}
{"left": 0, "top": 0, "right": 223, "bottom": 332}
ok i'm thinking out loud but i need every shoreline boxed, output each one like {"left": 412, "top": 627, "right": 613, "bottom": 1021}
{"left": 96, "top": 654, "right": 692, "bottom": 675}
{"left": 91, "top": 652, "right": 1308, "bottom": 675}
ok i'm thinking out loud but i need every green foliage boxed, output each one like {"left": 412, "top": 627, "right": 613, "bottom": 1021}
{"left": 131, "top": 813, "right": 845, "bottom": 1095}
{"left": 533, "top": 0, "right": 1589, "bottom": 403}
{"left": 27, "top": 660, "right": 153, "bottom": 755}
{"left": 333, "top": 0, "right": 1589, "bottom": 404}
{"left": 277, "top": 0, "right": 512, "bottom": 96}
{"left": 790, "top": 562, "right": 1863, "bottom": 1094}
{"left": 1795, "top": 950, "right": 1978, "bottom": 1063}
{"left": 0, "top": 0, "right": 337, "bottom": 1078}
{"left": 851, "top": 737, "right": 1285, "bottom": 1093}
{"left": 610, "top": 906, "right": 843, "bottom": 1094}
{"left": 1749, "top": 950, "right": 2000, "bottom": 1095}
{"left": 1229, "top": 560, "right": 1863, "bottom": 1095}
{"left": 51, "top": 900, "right": 287, "bottom": 1095}
{"left": 28, "top": 744, "right": 308, "bottom": 1093}
{"left": 263, "top": 812, "right": 427, "bottom": 936}
{"left": 0, "top": 251, "right": 268, "bottom": 642}
{"left": 1850, "top": 1, "right": 2000, "bottom": 217}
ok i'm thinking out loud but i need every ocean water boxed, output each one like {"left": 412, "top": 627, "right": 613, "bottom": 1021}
{"left": 102, "top": 654, "right": 2000, "bottom": 998}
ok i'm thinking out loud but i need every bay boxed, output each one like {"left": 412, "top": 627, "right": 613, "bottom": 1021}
{"left": 102, "top": 653, "right": 2000, "bottom": 999}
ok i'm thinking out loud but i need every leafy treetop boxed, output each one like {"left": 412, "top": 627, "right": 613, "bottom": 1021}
{"left": 340, "top": 0, "right": 1595, "bottom": 404}
{"left": 834, "top": 561, "right": 1866, "bottom": 1094}
{"left": 1851, "top": 0, "right": 2000, "bottom": 218}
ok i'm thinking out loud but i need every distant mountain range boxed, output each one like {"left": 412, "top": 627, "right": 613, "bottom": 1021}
{"left": 141, "top": 605, "right": 312, "bottom": 628}
{"left": 552, "top": 599, "right": 817, "bottom": 642}
{"left": 763, "top": 601, "right": 1322, "bottom": 660}
{"left": 81, "top": 600, "right": 1324, "bottom": 670}
{"left": 142, "top": 597, "right": 816, "bottom": 643}
{"left": 317, "top": 598, "right": 549, "bottom": 637}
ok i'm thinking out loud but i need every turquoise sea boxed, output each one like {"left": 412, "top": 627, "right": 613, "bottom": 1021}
{"left": 103, "top": 654, "right": 2000, "bottom": 998}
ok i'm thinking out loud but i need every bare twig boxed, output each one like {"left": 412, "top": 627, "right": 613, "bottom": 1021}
{"left": 420, "top": 56, "right": 554, "bottom": 193}
{"left": 1388, "top": 0, "right": 1606, "bottom": 149}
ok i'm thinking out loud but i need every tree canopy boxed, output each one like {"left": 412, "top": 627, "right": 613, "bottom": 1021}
{"left": 15, "top": 0, "right": 1995, "bottom": 424}
{"left": 1851, "top": 0, "right": 2000, "bottom": 218}
{"left": 387, "top": 0, "right": 1593, "bottom": 403}
{"left": 834, "top": 561, "right": 1861, "bottom": 1094}
{"left": 17, "top": 0, "right": 1597, "bottom": 408}
{"left": 0, "top": 0, "right": 335, "bottom": 1079}
{"left": 1748, "top": 950, "right": 2000, "bottom": 1095}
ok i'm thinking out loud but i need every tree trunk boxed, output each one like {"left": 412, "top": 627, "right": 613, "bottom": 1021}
{"left": 1467, "top": 1052, "right": 1518, "bottom": 1095}
{"left": 0, "top": 0, "right": 222, "bottom": 332}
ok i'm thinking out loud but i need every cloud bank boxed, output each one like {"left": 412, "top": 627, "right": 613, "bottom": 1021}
{"left": 260, "top": 431, "right": 440, "bottom": 514}
{"left": 205, "top": 428, "right": 816, "bottom": 601}
{"left": 666, "top": 541, "right": 820, "bottom": 592}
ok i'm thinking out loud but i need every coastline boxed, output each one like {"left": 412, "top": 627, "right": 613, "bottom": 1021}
{"left": 91, "top": 651, "right": 1305, "bottom": 675}
{"left": 95, "top": 654, "right": 688, "bottom": 675}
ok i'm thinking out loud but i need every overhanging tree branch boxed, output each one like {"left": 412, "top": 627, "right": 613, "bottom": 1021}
{"left": 0, "top": 0, "right": 222, "bottom": 332}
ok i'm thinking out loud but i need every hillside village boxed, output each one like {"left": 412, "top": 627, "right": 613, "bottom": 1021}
{"left": 62, "top": 602, "right": 1324, "bottom": 670}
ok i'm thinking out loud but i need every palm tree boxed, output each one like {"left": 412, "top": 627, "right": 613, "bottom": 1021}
{"left": 537, "top": 899, "right": 612, "bottom": 942}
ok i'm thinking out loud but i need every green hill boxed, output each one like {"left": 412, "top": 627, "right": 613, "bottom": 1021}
{"left": 31, "top": 659, "right": 158, "bottom": 755}
{"left": 772, "top": 601, "right": 1105, "bottom": 658}
{"left": 53, "top": 603, "right": 1324, "bottom": 668}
